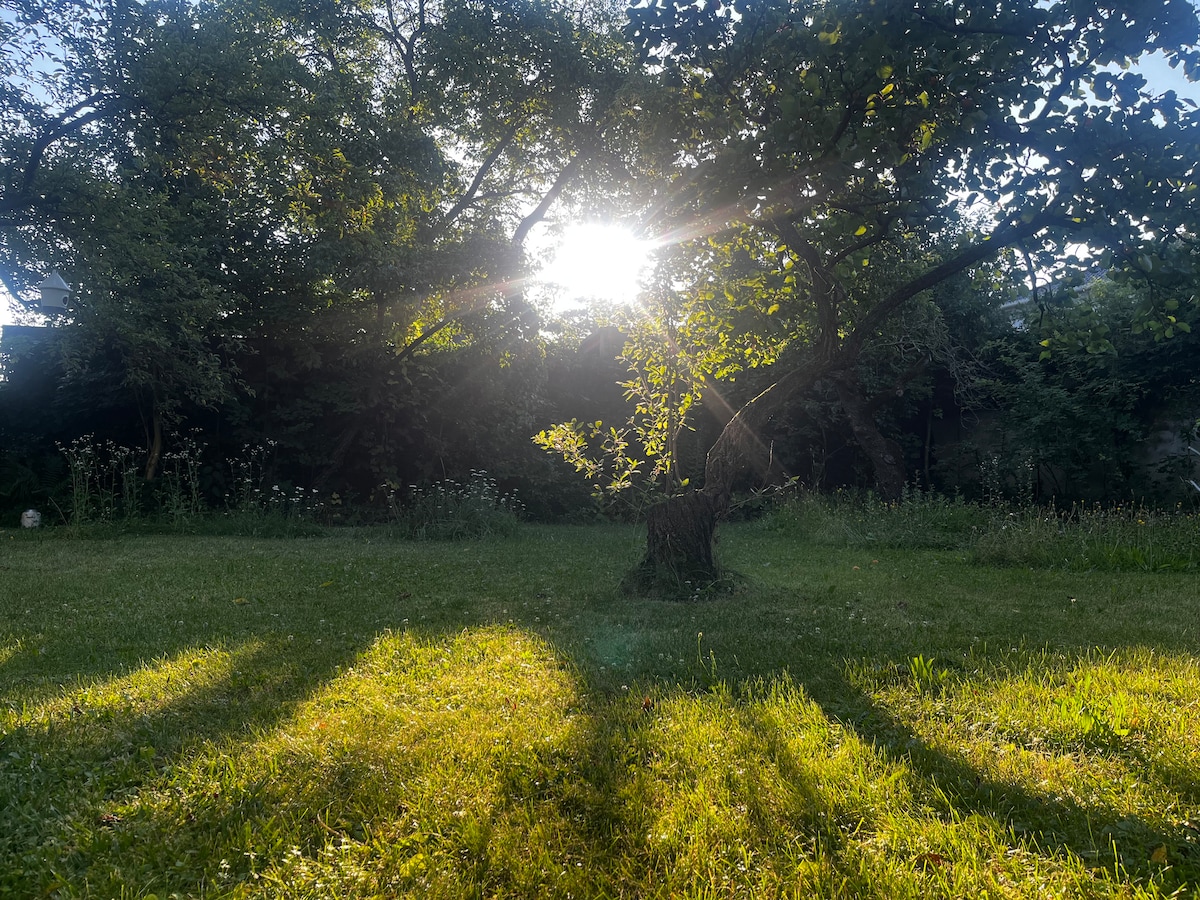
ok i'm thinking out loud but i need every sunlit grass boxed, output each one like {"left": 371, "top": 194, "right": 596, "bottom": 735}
{"left": 2, "top": 521, "right": 1199, "bottom": 897}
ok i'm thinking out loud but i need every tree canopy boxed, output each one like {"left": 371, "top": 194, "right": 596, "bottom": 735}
{"left": 1, "top": 0, "right": 645, "bottom": 474}
{"left": 579, "top": 0, "right": 1200, "bottom": 583}
{"left": 618, "top": 0, "right": 1199, "bottom": 495}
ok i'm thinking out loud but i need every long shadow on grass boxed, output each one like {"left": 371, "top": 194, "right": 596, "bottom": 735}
{"left": 6, "top": 527, "right": 1199, "bottom": 896}
{"left": 0, "top": 633, "right": 373, "bottom": 895}
{"left": 495, "top": 661, "right": 1200, "bottom": 897}
{"left": 793, "top": 664, "right": 1199, "bottom": 891}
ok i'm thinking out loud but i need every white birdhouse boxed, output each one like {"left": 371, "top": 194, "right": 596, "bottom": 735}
{"left": 37, "top": 271, "right": 71, "bottom": 310}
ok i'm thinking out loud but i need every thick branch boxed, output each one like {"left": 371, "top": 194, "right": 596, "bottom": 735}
{"left": 701, "top": 356, "right": 832, "bottom": 511}
{"left": 17, "top": 101, "right": 112, "bottom": 199}
{"left": 842, "top": 209, "right": 1064, "bottom": 360}
{"left": 511, "top": 153, "right": 586, "bottom": 249}
{"left": 442, "top": 119, "right": 525, "bottom": 228}
{"left": 771, "top": 218, "right": 840, "bottom": 360}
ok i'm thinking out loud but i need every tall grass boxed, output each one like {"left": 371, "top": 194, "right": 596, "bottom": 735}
{"left": 45, "top": 437, "right": 526, "bottom": 539}
{"left": 381, "top": 470, "right": 526, "bottom": 539}
{"left": 758, "top": 490, "right": 1200, "bottom": 572}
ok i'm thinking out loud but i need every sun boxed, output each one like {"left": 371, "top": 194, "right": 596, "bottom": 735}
{"left": 539, "top": 223, "right": 653, "bottom": 308}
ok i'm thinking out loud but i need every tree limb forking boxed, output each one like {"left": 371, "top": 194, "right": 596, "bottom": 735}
{"left": 15, "top": 99, "right": 114, "bottom": 199}
{"left": 842, "top": 209, "right": 1069, "bottom": 360}
{"left": 441, "top": 118, "right": 526, "bottom": 229}
{"left": 700, "top": 206, "right": 1074, "bottom": 507}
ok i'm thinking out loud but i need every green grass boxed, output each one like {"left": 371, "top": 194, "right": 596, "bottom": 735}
{"left": 763, "top": 490, "right": 1200, "bottom": 570}
{"left": 2, "top": 516, "right": 1199, "bottom": 898}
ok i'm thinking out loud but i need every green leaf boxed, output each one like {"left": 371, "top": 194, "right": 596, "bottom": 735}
{"left": 818, "top": 24, "right": 841, "bottom": 44}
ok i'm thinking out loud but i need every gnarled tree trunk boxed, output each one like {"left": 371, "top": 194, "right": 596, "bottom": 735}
{"left": 629, "top": 490, "right": 722, "bottom": 591}
{"left": 632, "top": 362, "right": 827, "bottom": 592}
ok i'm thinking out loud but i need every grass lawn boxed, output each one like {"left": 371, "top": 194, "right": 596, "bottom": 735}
{"left": 2, "top": 519, "right": 1199, "bottom": 897}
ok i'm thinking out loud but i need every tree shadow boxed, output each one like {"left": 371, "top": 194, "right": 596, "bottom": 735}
{"left": 0, "top": 632, "right": 383, "bottom": 894}
{"left": 4, "top": 529, "right": 1200, "bottom": 896}
{"left": 6, "top": 618, "right": 1197, "bottom": 897}
{"left": 795, "top": 663, "right": 1198, "bottom": 887}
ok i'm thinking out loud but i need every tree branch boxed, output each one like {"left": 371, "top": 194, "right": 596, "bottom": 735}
{"left": 17, "top": 100, "right": 113, "bottom": 198}
{"left": 701, "top": 355, "right": 829, "bottom": 510}
{"left": 827, "top": 219, "right": 894, "bottom": 267}
{"left": 394, "top": 281, "right": 500, "bottom": 363}
{"left": 511, "top": 153, "right": 586, "bottom": 249}
{"left": 842, "top": 209, "right": 1064, "bottom": 360}
{"left": 701, "top": 207, "right": 1070, "bottom": 507}
{"left": 441, "top": 119, "right": 526, "bottom": 228}
{"left": 771, "top": 218, "right": 841, "bottom": 360}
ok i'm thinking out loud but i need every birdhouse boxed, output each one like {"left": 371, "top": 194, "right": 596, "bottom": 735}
{"left": 37, "top": 271, "right": 71, "bottom": 310}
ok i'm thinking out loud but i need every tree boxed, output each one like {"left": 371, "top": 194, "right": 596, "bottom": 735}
{"left": 219, "top": 0, "right": 657, "bottom": 493}
{"left": 613, "top": 0, "right": 1200, "bottom": 586}
{"left": 1, "top": 0, "right": 329, "bottom": 476}
{"left": 975, "top": 273, "right": 1200, "bottom": 502}
{"left": 1, "top": 0, "right": 647, "bottom": 483}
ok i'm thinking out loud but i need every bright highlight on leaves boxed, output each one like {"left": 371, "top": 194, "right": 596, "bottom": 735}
{"left": 817, "top": 24, "right": 841, "bottom": 44}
